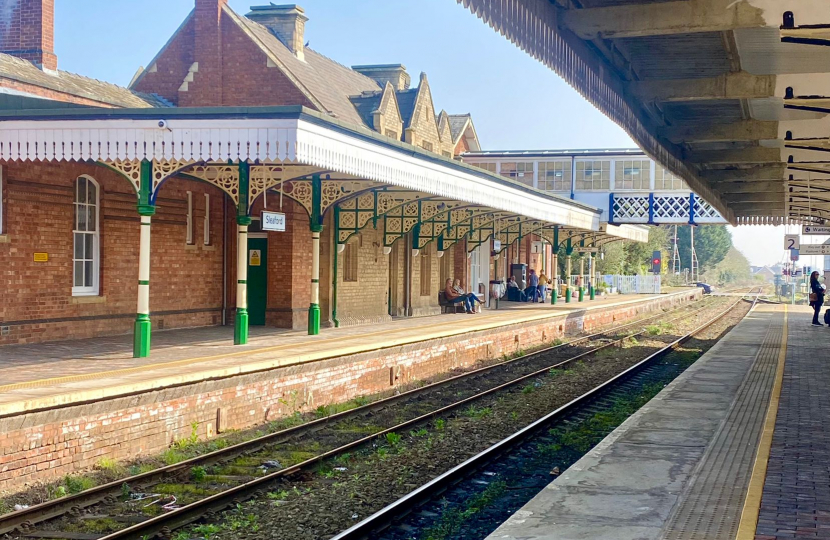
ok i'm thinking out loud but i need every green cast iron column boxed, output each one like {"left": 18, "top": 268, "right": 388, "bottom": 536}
{"left": 308, "top": 174, "right": 323, "bottom": 335}
{"left": 235, "top": 162, "right": 251, "bottom": 345}
{"left": 551, "top": 227, "right": 559, "bottom": 305}
{"left": 332, "top": 206, "right": 340, "bottom": 328}
{"left": 134, "top": 160, "right": 155, "bottom": 358}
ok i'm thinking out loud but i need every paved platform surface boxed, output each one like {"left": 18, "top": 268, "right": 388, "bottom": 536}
{"left": 0, "top": 292, "right": 683, "bottom": 417}
{"left": 486, "top": 303, "right": 817, "bottom": 540}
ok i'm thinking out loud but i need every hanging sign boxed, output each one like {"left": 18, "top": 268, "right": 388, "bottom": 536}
{"left": 784, "top": 234, "right": 800, "bottom": 250}
{"left": 531, "top": 241, "right": 544, "bottom": 254}
{"left": 575, "top": 247, "right": 598, "bottom": 254}
{"left": 249, "top": 249, "right": 262, "bottom": 266}
{"left": 492, "top": 239, "right": 501, "bottom": 251}
{"left": 33, "top": 252, "right": 48, "bottom": 262}
{"left": 803, "top": 225, "right": 830, "bottom": 235}
{"left": 798, "top": 244, "right": 830, "bottom": 256}
{"left": 790, "top": 248, "right": 800, "bottom": 261}
{"left": 261, "top": 211, "right": 286, "bottom": 232}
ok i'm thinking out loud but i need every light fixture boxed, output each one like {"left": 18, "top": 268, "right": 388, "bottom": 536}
{"left": 412, "top": 249, "right": 420, "bottom": 257}
{"left": 383, "top": 247, "right": 392, "bottom": 255}
{"left": 337, "top": 244, "right": 346, "bottom": 254}
{"left": 436, "top": 251, "right": 444, "bottom": 258}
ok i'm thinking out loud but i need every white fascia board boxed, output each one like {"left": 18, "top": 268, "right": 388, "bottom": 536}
{"left": 0, "top": 115, "right": 601, "bottom": 230}
{"left": 600, "top": 223, "right": 650, "bottom": 243}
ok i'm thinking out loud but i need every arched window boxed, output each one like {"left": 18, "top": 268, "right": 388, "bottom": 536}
{"left": 73, "top": 176, "right": 99, "bottom": 295}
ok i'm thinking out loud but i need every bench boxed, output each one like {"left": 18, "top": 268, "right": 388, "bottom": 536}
{"left": 438, "top": 291, "right": 466, "bottom": 314}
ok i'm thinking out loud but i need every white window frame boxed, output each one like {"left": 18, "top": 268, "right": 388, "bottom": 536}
{"left": 203, "top": 193, "right": 210, "bottom": 245}
{"left": 72, "top": 175, "right": 100, "bottom": 296}
{"left": 186, "top": 191, "right": 194, "bottom": 245}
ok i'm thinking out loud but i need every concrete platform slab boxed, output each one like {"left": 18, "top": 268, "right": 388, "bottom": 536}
{"left": 486, "top": 304, "right": 790, "bottom": 540}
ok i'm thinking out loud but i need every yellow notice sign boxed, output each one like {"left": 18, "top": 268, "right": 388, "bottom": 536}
{"left": 33, "top": 252, "right": 49, "bottom": 262}
{"left": 249, "top": 249, "right": 261, "bottom": 267}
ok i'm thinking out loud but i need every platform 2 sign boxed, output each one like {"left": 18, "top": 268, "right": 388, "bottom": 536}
{"left": 261, "top": 211, "right": 286, "bottom": 232}
{"left": 797, "top": 244, "right": 830, "bottom": 256}
{"left": 784, "top": 234, "right": 800, "bottom": 250}
{"left": 803, "top": 225, "right": 830, "bottom": 235}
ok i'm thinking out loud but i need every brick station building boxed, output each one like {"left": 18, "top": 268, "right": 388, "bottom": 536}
{"left": 0, "top": 0, "right": 643, "bottom": 354}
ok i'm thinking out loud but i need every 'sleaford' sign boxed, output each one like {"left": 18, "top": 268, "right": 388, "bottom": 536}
{"left": 261, "top": 211, "right": 286, "bottom": 232}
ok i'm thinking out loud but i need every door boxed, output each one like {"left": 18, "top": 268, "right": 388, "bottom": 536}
{"left": 247, "top": 237, "right": 268, "bottom": 325}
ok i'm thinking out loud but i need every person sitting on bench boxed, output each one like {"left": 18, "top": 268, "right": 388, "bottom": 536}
{"left": 453, "top": 278, "right": 483, "bottom": 308}
{"left": 507, "top": 276, "right": 526, "bottom": 302}
{"left": 444, "top": 278, "right": 474, "bottom": 314}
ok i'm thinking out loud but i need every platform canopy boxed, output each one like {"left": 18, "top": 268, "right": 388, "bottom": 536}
{"left": 455, "top": 0, "right": 830, "bottom": 225}
{"left": 0, "top": 105, "right": 609, "bottom": 235}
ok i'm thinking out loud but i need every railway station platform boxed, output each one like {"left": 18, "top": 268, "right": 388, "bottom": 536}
{"left": 486, "top": 304, "right": 827, "bottom": 540}
{"left": 0, "top": 290, "right": 698, "bottom": 491}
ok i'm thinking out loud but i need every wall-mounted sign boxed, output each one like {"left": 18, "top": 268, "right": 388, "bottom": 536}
{"left": 798, "top": 244, "right": 830, "bottom": 256}
{"left": 803, "top": 225, "right": 830, "bottom": 235}
{"left": 249, "top": 249, "right": 262, "bottom": 267}
{"left": 492, "top": 239, "right": 501, "bottom": 251}
{"left": 261, "top": 211, "right": 286, "bottom": 232}
{"left": 33, "top": 252, "right": 48, "bottom": 262}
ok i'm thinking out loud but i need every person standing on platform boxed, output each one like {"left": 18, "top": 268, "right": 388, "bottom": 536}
{"left": 525, "top": 269, "right": 540, "bottom": 302}
{"left": 809, "top": 271, "right": 825, "bottom": 327}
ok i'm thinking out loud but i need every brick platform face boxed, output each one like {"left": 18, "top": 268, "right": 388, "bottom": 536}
{"left": 0, "top": 292, "right": 698, "bottom": 492}
{"left": 755, "top": 312, "right": 830, "bottom": 540}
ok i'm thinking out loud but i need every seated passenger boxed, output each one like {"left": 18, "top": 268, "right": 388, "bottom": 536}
{"left": 507, "top": 276, "right": 527, "bottom": 302}
{"left": 453, "top": 278, "right": 483, "bottom": 306}
{"left": 444, "top": 278, "right": 474, "bottom": 314}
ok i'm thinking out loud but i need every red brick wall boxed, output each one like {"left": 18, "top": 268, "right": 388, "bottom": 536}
{"left": 132, "top": 6, "right": 314, "bottom": 109}
{"left": 0, "top": 0, "right": 57, "bottom": 70}
{"left": 0, "top": 162, "right": 226, "bottom": 345}
{"left": 0, "top": 290, "right": 700, "bottom": 491}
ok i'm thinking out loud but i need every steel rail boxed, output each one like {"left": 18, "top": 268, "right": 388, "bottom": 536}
{"left": 329, "top": 290, "right": 758, "bottom": 540}
{"left": 0, "top": 294, "right": 709, "bottom": 535}
{"left": 71, "top": 295, "right": 736, "bottom": 540}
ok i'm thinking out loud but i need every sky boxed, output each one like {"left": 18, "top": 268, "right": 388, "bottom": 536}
{"left": 52, "top": 0, "right": 801, "bottom": 268}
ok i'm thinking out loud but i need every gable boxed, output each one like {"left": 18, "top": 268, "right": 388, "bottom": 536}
{"left": 404, "top": 75, "right": 442, "bottom": 152}
{"left": 131, "top": 14, "right": 196, "bottom": 104}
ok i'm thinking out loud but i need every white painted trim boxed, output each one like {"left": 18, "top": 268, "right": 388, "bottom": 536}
{"left": 186, "top": 191, "right": 194, "bottom": 245}
{"left": 203, "top": 193, "right": 210, "bottom": 245}
{"left": 0, "top": 117, "right": 600, "bottom": 231}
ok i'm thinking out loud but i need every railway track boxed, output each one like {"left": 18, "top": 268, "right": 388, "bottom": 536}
{"left": 0, "top": 293, "right": 734, "bottom": 540}
{"left": 331, "top": 289, "right": 758, "bottom": 540}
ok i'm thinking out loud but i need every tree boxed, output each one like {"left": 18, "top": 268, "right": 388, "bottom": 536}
{"left": 623, "top": 226, "right": 671, "bottom": 275}
{"left": 704, "top": 247, "right": 753, "bottom": 285}
{"left": 677, "top": 225, "right": 732, "bottom": 273}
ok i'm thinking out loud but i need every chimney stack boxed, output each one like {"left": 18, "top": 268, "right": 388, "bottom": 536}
{"left": 247, "top": 4, "right": 307, "bottom": 61}
{"left": 351, "top": 64, "right": 411, "bottom": 91}
{"left": 0, "top": 0, "right": 57, "bottom": 70}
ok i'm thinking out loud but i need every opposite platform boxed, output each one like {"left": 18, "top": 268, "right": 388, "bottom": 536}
{"left": 487, "top": 303, "right": 793, "bottom": 540}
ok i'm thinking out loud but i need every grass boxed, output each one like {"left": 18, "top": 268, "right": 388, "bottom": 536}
{"left": 463, "top": 406, "right": 493, "bottom": 419}
{"left": 422, "top": 481, "right": 508, "bottom": 540}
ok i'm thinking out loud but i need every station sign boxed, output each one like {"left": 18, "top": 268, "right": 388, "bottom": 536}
{"left": 575, "top": 247, "right": 599, "bottom": 253}
{"left": 261, "top": 211, "right": 286, "bottom": 232}
{"left": 797, "top": 244, "right": 830, "bottom": 256}
{"left": 803, "top": 225, "right": 830, "bottom": 235}
{"left": 784, "top": 234, "right": 800, "bottom": 250}
{"left": 492, "top": 239, "right": 501, "bottom": 251}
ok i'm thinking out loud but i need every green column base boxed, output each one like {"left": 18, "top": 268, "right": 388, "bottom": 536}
{"left": 234, "top": 308, "right": 249, "bottom": 345}
{"left": 551, "top": 288, "right": 558, "bottom": 305}
{"left": 308, "top": 303, "right": 321, "bottom": 335}
{"left": 133, "top": 314, "right": 151, "bottom": 358}
{"left": 579, "top": 287, "right": 585, "bottom": 302}
{"left": 590, "top": 286, "right": 596, "bottom": 300}
{"left": 565, "top": 288, "right": 572, "bottom": 303}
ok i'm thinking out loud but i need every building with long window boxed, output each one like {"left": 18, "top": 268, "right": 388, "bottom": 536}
{"left": 0, "top": 0, "right": 646, "bottom": 353}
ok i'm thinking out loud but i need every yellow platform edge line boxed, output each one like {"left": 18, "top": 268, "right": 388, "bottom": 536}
{"left": 735, "top": 304, "right": 788, "bottom": 540}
